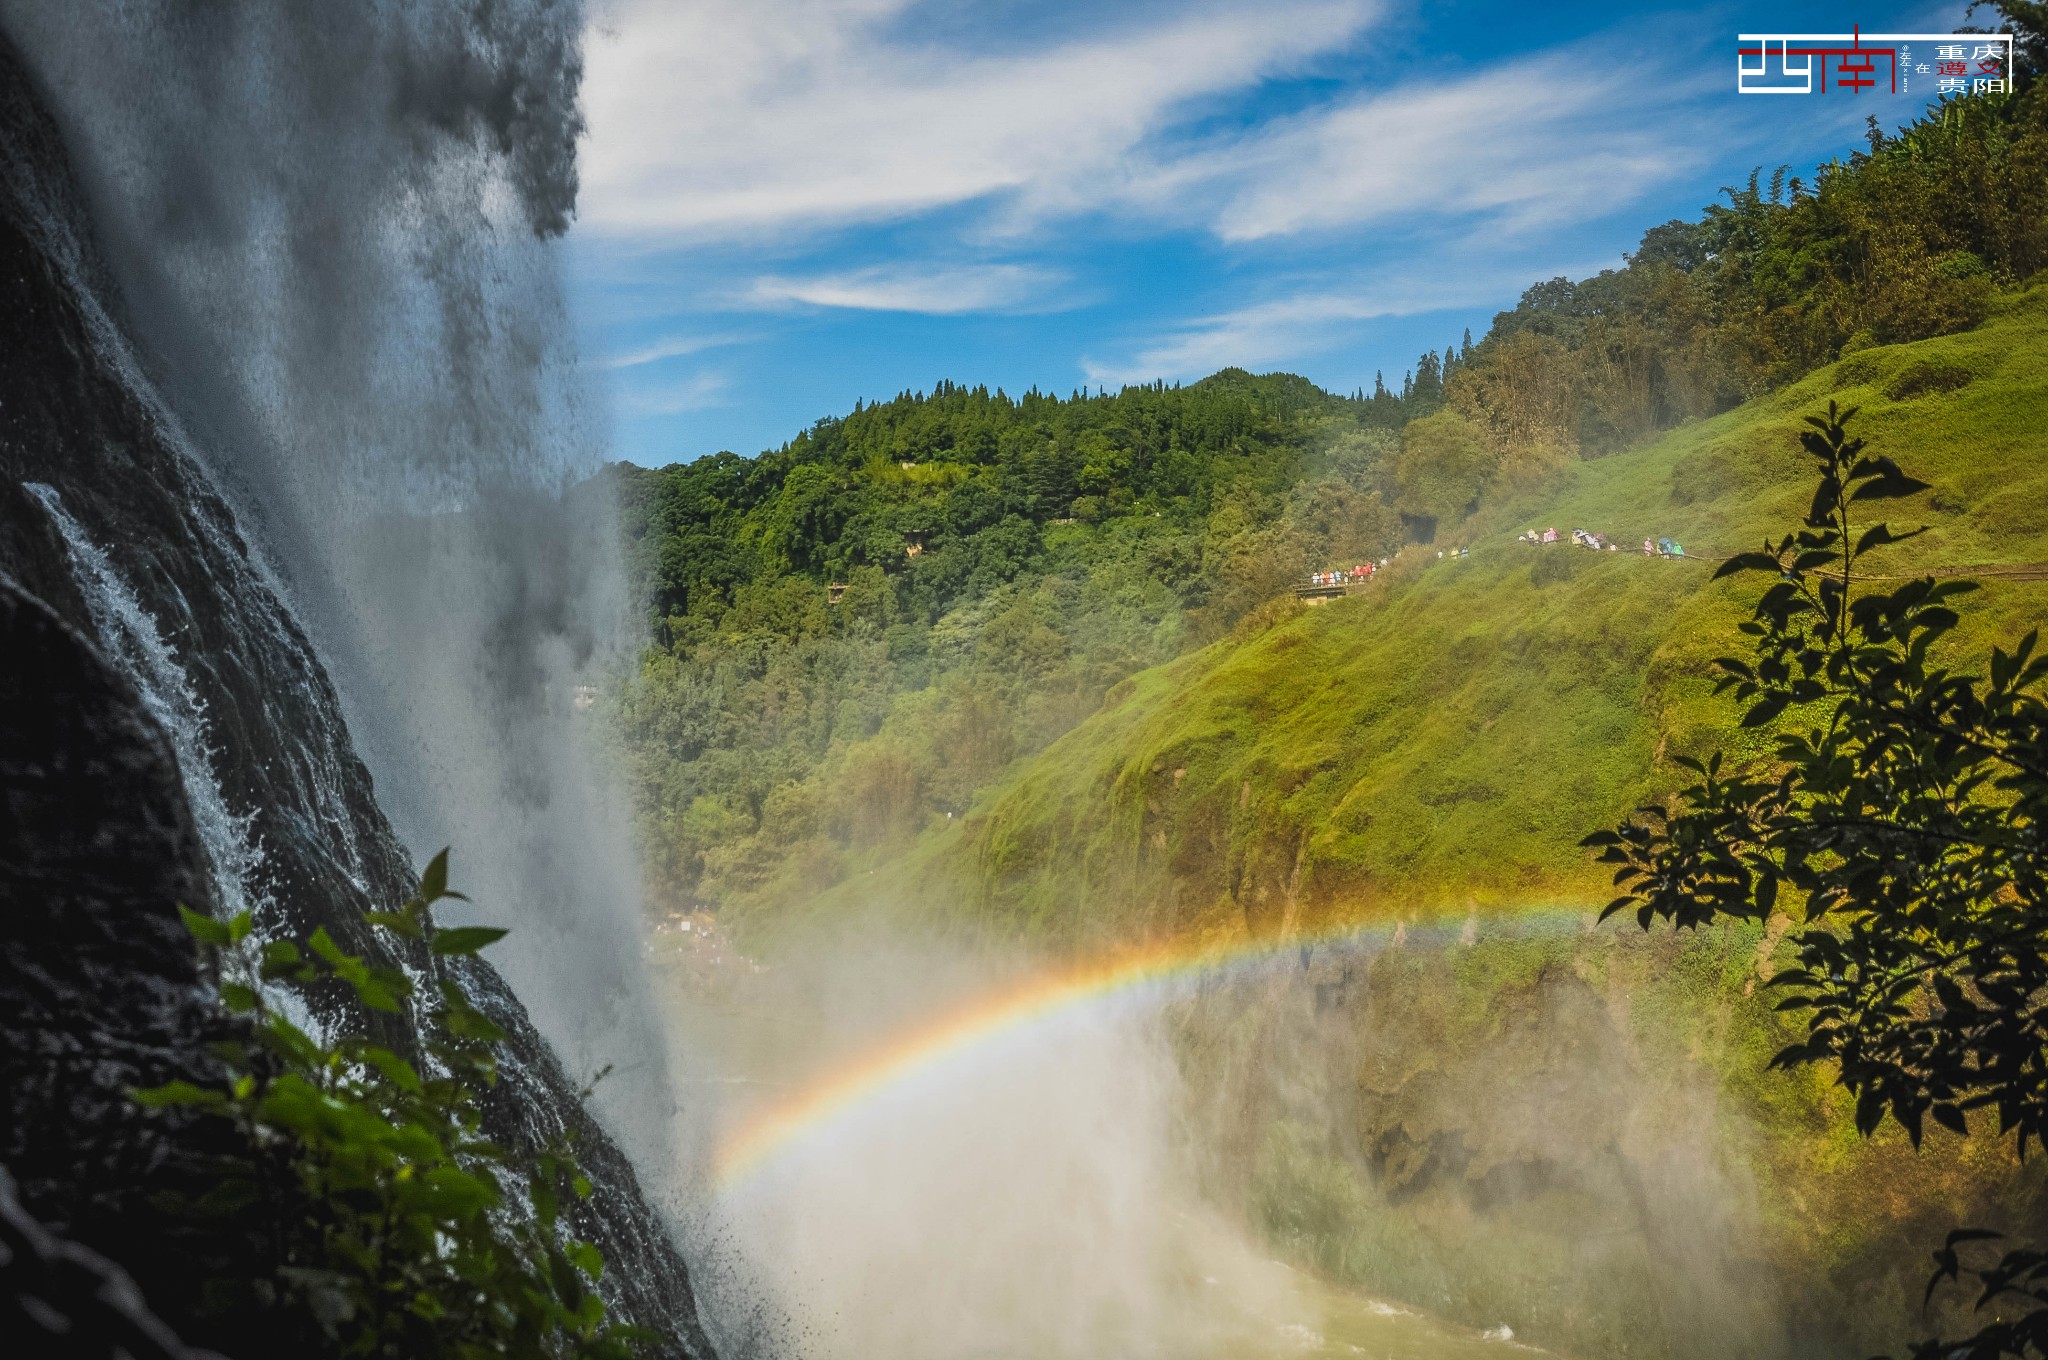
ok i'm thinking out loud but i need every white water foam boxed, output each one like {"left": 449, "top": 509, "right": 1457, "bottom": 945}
{"left": 25, "top": 481, "right": 267, "bottom": 923}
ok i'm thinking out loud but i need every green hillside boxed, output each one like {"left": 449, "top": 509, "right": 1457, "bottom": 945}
{"left": 608, "top": 81, "right": 2048, "bottom": 948}
{"left": 604, "top": 74, "right": 2048, "bottom": 1360}
{"left": 786, "top": 289, "right": 2048, "bottom": 949}
{"left": 715, "top": 293, "right": 2048, "bottom": 1360}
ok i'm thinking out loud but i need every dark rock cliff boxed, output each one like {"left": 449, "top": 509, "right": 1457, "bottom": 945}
{"left": 0, "top": 35, "right": 715, "bottom": 1359}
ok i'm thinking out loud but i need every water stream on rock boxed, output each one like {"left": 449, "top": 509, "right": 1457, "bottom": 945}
{"left": 0, "top": 3, "right": 711, "bottom": 1349}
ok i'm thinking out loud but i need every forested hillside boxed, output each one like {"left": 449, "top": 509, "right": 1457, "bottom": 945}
{"left": 607, "top": 60, "right": 2048, "bottom": 932}
{"left": 608, "top": 374, "right": 1419, "bottom": 910}
{"left": 874, "top": 292, "right": 2048, "bottom": 944}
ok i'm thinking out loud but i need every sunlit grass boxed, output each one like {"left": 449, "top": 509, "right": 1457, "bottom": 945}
{"left": 851, "top": 287, "right": 2048, "bottom": 944}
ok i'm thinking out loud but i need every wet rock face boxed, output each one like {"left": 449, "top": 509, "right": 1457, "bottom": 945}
{"left": 0, "top": 35, "right": 713, "bottom": 1359}
{"left": 0, "top": 576, "right": 244, "bottom": 1327}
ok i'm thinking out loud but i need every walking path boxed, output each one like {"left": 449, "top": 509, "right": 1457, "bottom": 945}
{"left": 1293, "top": 531, "right": 2048, "bottom": 601}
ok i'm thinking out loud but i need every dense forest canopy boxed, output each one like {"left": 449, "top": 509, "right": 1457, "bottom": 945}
{"left": 608, "top": 60, "right": 2048, "bottom": 919}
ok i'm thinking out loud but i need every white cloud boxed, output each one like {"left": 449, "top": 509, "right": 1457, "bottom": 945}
{"left": 1192, "top": 55, "right": 1698, "bottom": 241}
{"left": 1082, "top": 251, "right": 1614, "bottom": 385}
{"left": 618, "top": 368, "right": 733, "bottom": 415}
{"left": 740, "top": 263, "right": 1067, "bottom": 314}
{"left": 578, "top": 0, "right": 1382, "bottom": 240}
{"left": 598, "top": 331, "right": 751, "bottom": 369}
{"left": 580, "top": 3, "right": 1705, "bottom": 251}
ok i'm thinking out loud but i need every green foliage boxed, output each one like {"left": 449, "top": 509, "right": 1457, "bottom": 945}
{"left": 608, "top": 375, "right": 1431, "bottom": 914}
{"left": 615, "top": 371, "right": 1399, "bottom": 627}
{"left": 136, "top": 851, "right": 645, "bottom": 1360}
{"left": 818, "top": 291, "right": 2048, "bottom": 950}
{"left": 1448, "top": 50, "right": 2048, "bottom": 459}
{"left": 608, "top": 61, "right": 2048, "bottom": 932}
{"left": 1585, "top": 406, "right": 2048, "bottom": 1357}
{"left": 1394, "top": 410, "right": 1497, "bottom": 526}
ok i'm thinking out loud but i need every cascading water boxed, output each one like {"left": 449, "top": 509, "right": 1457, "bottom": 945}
{"left": 0, "top": 5, "right": 717, "bottom": 1354}
{"left": 0, "top": 0, "right": 677, "bottom": 1185}
{"left": 24, "top": 481, "right": 271, "bottom": 923}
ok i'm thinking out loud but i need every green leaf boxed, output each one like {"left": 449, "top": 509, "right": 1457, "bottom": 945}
{"left": 420, "top": 847, "right": 451, "bottom": 903}
{"left": 567, "top": 1241, "right": 604, "bottom": 1280}
{"left": 1741, "top": 691, "right": 1792, "bottom": 728}
{"left": 132, "top": 1080, "right": 227, "bottom": 1111}
{"left": 359, "top": 1045, "right": 423, "bottom": 1093}
{"left": 1712, "top": 551, "right": 1783, "bottom": 580}
{"left": 417, "top": 847, "right": 469, "bottom": 906}
{"left": 179, "top": 905, "right": 232, "bottom": 946}
{"left": 220, "top": 982, "right": 261, "bottom": 1014}
{"left": 308, "top": 926, "right": 350, "bottom": 969}
{"left": 364, "top": 910, "right": 422, "bottom": 939}
{"left": 1849, "top": 471, "right": 1932, "bottom": 502}
{"left": 432, "top": 926, "right": 510, "bottom": 957}
{"left": 418, "top": 1166, "right": 498, "bottom": 1219}
{"left": 1852, "top": 522, "right": 1925, "bottom": 556}
{"left": 356, "top": 979, "right": 404, "bottom": 1013}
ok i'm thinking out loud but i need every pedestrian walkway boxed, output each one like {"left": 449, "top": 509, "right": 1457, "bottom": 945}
{"left": 1289, "top": 527, "right": 2048, "bottom": 607}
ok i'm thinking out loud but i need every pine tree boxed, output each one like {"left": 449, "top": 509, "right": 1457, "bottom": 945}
{"left": 1410, "top": 351, "right": 1444, "bottom": 409}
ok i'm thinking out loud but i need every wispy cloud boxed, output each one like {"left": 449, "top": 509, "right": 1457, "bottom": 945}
{"left": 740, "top": 263, "right": 1069, "bottom": 314}
{"left": 618, "top": 369, "right": 733, "bottom": 415}
{"left": 581, "top": 2, "right": 1708, "bottom": 250}
{"left": 1082, "top": 252, "right": 1614, "bottom": 385}
{"left": 597, "top": 332, "right": 752, "bottom": 369}
{"left": 570, "top": 1, "right": 1810, "bottom": 462}
{"left": 579, "top": 0, "right": 1383, "bottom": 240}
{"left": 1188, "top": 53, "right": 1708, "bottom": 241}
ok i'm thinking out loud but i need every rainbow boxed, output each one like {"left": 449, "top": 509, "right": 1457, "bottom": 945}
{"left": 711, "top": 906, "right": 1597, "bottom": 1188}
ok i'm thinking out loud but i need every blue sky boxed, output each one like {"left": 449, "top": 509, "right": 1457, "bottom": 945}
{"left": 568, "top": 0, "right": 1989, "bottom": 466}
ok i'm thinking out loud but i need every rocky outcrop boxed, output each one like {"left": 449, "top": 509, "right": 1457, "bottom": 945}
{"left": 0, "top": 574, "right": 251, "bottom": 1351}
{"left": 2, "top": 1164, "right": 227, "bottom": 1360}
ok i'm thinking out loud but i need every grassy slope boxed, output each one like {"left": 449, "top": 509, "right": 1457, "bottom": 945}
{"left": 791, "top": 288, "right": 2048, "bottom": 951}
{"left": 744, "top": 293, "right": 2048, "bottom": 1357}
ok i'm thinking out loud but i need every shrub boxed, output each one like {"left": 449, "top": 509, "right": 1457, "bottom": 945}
{"left": 1394, "top": 411, "right": 1498, "bottom": 526}
{"left": 136, "top": 853, "right": 646, "bottom": 1360}
{"left": 1586, "top": 404, "right": 2048, "bottom": 1358}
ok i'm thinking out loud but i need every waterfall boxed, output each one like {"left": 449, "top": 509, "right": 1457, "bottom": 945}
{"left": 0, "top": 3, "right": 716, "bottom": 1349}
{"left": 0, "top": 0, "right": 678, "bottom": 1185}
